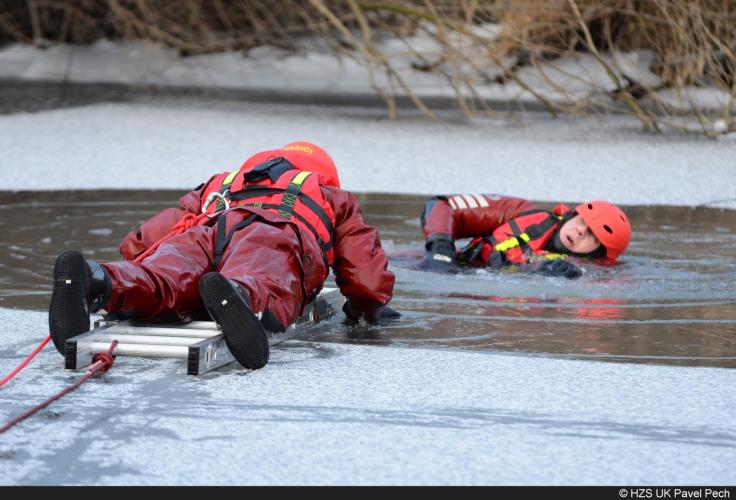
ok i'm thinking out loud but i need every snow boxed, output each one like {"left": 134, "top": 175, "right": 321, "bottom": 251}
{"left": 1, "top": 309, "right": 734, "bottom": 485}
{"left": 0, "top": 97, "right": 733, "bottom": 208}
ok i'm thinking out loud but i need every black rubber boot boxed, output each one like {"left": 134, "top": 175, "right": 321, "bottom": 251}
{"left": 87, "top": 260, "right": 112, "bottom": 312}
{"left": 198, "top": 272, "right": 269, "bottom": 370}
{"left": 48, "top": 251, "right": 111, "bottom": 355}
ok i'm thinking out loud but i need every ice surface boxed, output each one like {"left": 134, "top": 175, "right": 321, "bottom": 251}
{"left": 0, "top": 99, "right": 733, "bottom": 208}
{"left": 1, "top": 309, "right": 734, "bottom": 485}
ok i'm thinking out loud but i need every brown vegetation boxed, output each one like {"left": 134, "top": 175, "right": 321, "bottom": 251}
{"left": 0, "top": 1, "right": 734, "bottom": 134}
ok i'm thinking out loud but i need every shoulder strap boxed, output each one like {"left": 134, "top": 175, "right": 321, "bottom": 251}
{"left": 278, "top": 171, "right": 311, "bottom": 219}
{"left": 475, "top": 212, "right": 563, "bottom": 267}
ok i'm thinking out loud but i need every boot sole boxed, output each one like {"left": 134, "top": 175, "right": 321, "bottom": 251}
{"left": 198, "top": 273, "right": 269, "bottom": 370}
{"left": 48, "top": 251, "right": 90, "bottom": 355}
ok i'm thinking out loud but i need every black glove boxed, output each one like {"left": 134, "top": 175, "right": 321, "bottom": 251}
{"left": 379, "top": 306, "right": 401, "bottom": 320}
{"left": 419, "top": 239, "right": 461, "bottom": 274}
{"left": 535, "top": 258, "right": 582, "bottom": 279}
{"left": 343, "top": 302, "right": 401, "bottom": 324}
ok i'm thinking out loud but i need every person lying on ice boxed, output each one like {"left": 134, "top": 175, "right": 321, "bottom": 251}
{"left": 419, "top": 193, "right": 631, "bottom": 278}
{"left": 49, "top": 142, "right": 397, "bottom": 370}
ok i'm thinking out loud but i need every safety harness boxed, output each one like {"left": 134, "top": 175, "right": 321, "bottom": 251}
{"left": 201, "top": 157, "right": 336, "bottom": 270}
{"left": 458, "top": 210, "right": 568, "bottom": 268}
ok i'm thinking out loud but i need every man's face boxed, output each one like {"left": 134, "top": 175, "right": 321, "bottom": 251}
{"left": 559, "top": 215, "right": 602, "bottom": 255}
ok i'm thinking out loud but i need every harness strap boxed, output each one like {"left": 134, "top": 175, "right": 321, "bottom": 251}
{"left": 278, "top": 171, "right": 311, "bottom": 219}
{"left": 229, "top": 187, "right": 335, "bottom": 240}
{"left": 496, "top": 219, "right": 531, "bottom": 252}
{"left": 237, "top": 202, "right": 332, "bottom": 252}
{"left": 214, "top": 157, "right": 292, "bottom": 212}
{"left": 523, "top": 214, "right": 563, "bottom": 240}
{"left": 214, "top": 170, "right": 240, "bottom": 212}
{"left": 211, "top": 159, "right": 334, "bottom": 264}
{"left": 213, "top": 213, "right": 258, "bottom": 270}
{"left": 460, "top": 212, "right": 564, "bottom": 267}
{"left": 493, "top": 213, "right": 562, "bottom": 253}
{"left": 238, "top": 201, "right": 331, "bottom": 268}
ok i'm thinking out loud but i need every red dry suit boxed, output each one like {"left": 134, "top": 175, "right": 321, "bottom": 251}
{"left": 422, "top": 193, "right": 571, "bottom": 268}
{"left": 102, "top": 150, "right": 395, "bottom": 328}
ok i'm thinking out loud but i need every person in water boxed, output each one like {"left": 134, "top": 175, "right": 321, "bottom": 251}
{"left": 419, "top": 193, "right": 631, "bottom": 278}
{"left": 49, "top": 142, "right": 397, "bottom": 370}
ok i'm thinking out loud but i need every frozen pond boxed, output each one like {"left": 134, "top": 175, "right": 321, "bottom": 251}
{"left": 1, "top": 190, "right": 734, "bottom": 369}
{"left": 1, "top": 89, "right": 735, "bottom": 483}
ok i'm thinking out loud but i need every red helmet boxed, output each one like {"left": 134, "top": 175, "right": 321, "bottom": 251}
{"left": 280, "top": 141, "right": 340, "bottom": 188}
{"left": 576, "top": 201, "right": 631, "bottom": 259}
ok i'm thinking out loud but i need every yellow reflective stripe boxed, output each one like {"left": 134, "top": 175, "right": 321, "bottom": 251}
{"left": 494, "top": 232, "right": 530, "bottom": 252}
{"left": 491, "top": 213, "right": 564, "bottom": 255}
{"left": 292, "top": 171, "right": 311, "bottom": 186}
{"left": 494, "top": 238, "right": 518, "bottom": 252}
{"left": 278, "top": 171, "right": 312, "bottom": 218}
{"left": 222, "top": 170, "right": 239, "bottom": 188}
{"left": 543, "top": 253, "right": 567, "bottom": 260}
{"left": 222, "top": 169, "right": 310, "bottom": 192}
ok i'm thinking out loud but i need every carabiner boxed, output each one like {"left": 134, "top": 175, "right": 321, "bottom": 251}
{"left": 201, "top": 191, "right": 231, "bottom": 216}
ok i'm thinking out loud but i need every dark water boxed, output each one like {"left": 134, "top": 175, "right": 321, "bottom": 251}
{"left": 1, "top": 190, "right": 734, "bottom": 368}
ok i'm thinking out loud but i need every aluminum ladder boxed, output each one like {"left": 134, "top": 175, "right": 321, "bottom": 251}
{"left": 64, "top": 287, "right": 344, "bottom": 375}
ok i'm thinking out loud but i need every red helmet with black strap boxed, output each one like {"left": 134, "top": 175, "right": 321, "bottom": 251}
{"left": 576, "top": 201, "right": 631, "bottom": 259}
{"left": 238, "top": 142, "right": 339, "bottom": 188}
{"left": 281, "top": 141, "right": 340, "bottom": 188}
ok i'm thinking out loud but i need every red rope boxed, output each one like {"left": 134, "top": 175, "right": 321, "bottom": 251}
{"left": 1, "top": 211, "right": 210, "bottom": 386}
{"left": 0, "top": 341, "right": 118, "bottom": 435}
{"left": 132, "top": 212, "right": 207, "bottom": 263}
{"left": 0, "top": 335, "right": 52, "bottom": 389}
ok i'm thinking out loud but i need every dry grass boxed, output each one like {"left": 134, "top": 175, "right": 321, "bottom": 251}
{"left": 1, "top": 0, "right": 734, "bottom": 134}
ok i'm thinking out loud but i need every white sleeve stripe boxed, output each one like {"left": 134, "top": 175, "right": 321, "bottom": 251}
{"left": 448, "top": 197, "right": 457, "bottom": 210}
{"left": 473, "top": 194, "right": 489, "bottom": 207}
{"left": 461, "top": 194, "right": 478, "bottom": 208}
{"left": 453, "top": 195, "right": 468, "bottom": 209}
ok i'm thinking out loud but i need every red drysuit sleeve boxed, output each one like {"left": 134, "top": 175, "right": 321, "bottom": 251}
{"left": 322, "top": 187, "right": 395, "bottom": 316}
{"left": 422, "top": 194, "right": 536, "bottom": 245}
{"left": 118, "top": 176, "right": 218, "bottom": 261}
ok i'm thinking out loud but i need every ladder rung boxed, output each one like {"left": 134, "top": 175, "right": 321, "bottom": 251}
{"left": 89, "top": 333, "right": 209, "bottom": 346}
{"left": 100, "top": 326, "right": 219, "bottom": 337}
{"left": 90, "top": 343, "right": 187, "bottom": 359}
{"left": 68, "top": 287, "right": 345, "bottom": 374}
